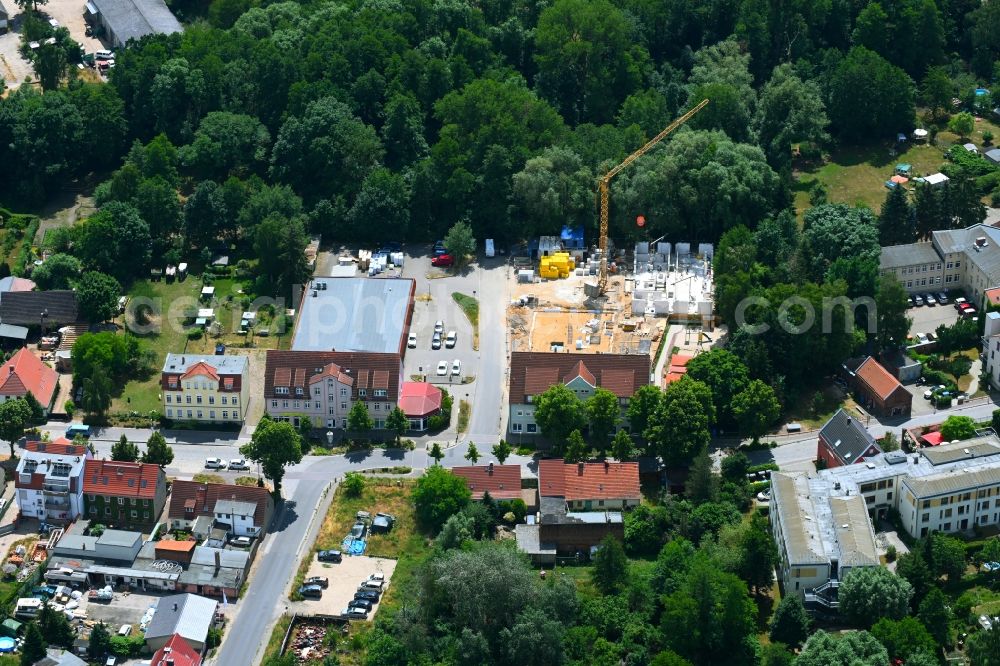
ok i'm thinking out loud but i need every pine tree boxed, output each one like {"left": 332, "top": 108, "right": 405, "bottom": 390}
{"left": 142, "top": 431, "right": 174, "bottom": 467}
{"left": 878, "top": 185, "right": 915, "bottom": 246}
{"left": 20, "top": 623, "right": 46, "bottom": 666}
{"left": 88, "top": 623, "right": 111, "bottom": 662}
{"left": 111, "top": 434, "right": 140, "bottom": 462}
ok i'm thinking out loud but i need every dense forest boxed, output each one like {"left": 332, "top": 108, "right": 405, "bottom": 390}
{"left": 1, "top": 0, "right": 998, "bottom": 257}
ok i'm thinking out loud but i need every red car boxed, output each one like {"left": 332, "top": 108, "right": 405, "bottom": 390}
{"left": 431, "top": 254, "right": 453, "bottom": 267}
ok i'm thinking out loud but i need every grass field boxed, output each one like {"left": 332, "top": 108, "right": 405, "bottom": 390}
{"left": 793, "top": 115, "right": 1000, "bottom": 218}
{"left": 111, "top": 275, "right": 291, "bottom": 420}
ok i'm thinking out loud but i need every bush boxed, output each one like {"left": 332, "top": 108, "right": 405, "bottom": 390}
{"left": 187, "top": 328, "right": 204, "bottom": 340}
{"left": 748, "top": 462, "right": 779, "bottom": 474}
{"left": 886, "top": 544, "right": 897, "bottom": 562}
{"left": 206, "top": 627, "right": 223, "bottom": 649}
{"left": 109, "top": 634, "right": 145, "bottom": 657}
{"left": 426, "top": 414, "right": 448, "bottom": 431}
{"left": 342, "top": 472, "right": 366, "bottom": 497}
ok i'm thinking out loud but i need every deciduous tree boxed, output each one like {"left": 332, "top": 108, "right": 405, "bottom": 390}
{"left": 492, "top": 439, "right": 512, "bottom": 464}
{"left": 413, "top": 466, "right": 471, "bottom": 532}
{"left": 591, "top": 534, "right": 628, "bottom": 594}
{"left": 142, "top": 431, "right": 174, "bottom": 467}
{"left": 586, "top": 388, "right": 620, "bottom": 450}
{"left": 839, "top": 566, "right": 913, "bottom": 627}
{"left": 443, "top": 221, "right": 476, "bottom": 265}
{"left": 646, "top": 377, "right": 715, "bottom": 466}
{"left": 111, "top": 435, "right": 140, "bottom": 462}
{"left": 386, "top": 406, "right": 408, "bottom": 445}
{"left": 534, "top": 384, "right": 586, "bottom": 454}
{"left": 464, "top": 442, "right": 481, "bottom": 464}
{"left": 240, "top": 419, "right": 303, "bottom": 497}
{"left": 769, "top": 594, "right": 810, "bottom": 648}
{"left": 940, "top": 415, "right": 976, "bottom": 441}
{"left": 0, "top": 398, "right": 33, "bottom": 457}
{"left": 76, "top": 271, "right": 122, "bottom": 323}
{"left": 795, "top": 630, "right": 889, "bottom": 666}
{"left": 611, "top": 429, "right": 635, "bottom": 461}
{"left": 731, "top": 380, "right": 781, "bottom": 443}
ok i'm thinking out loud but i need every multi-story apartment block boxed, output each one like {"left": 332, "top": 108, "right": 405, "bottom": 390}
{"left": 263, "top": 350, "right": 401, "bottom": 431}
{"left": 772, "top": 434, "right": 1000, "bottom": 607}
{"left": 508, "top": 352, "right": 651, "bottom": 438}
{"left": 161, "top": 354, "right": 249, "bottom": 424}
{"left": 880, "top": 223, "right": 1000, "bottom": 306}
{"left": 83, "top": 459, "right": 167, "bottom": 528}
{"left": 16, "top": 439, "right": 93, "bottom": 524}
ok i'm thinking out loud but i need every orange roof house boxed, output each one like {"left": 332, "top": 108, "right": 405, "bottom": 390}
{"left": 83, "top": 459, "right": 168, "bottom": 527}
{"left": 0, "top": 347, "right": 59, "bottom": 412}
{"left": 663, "top": 353, "right": 692, "bottom": 384}
{"left": 845, "top": 356, "right": 912, "bottom": 419}
{"left": 150, "top": 634, "right": 202, "bottom": 666}
{"left": 538, "top": 459, "right": 641, "bottom": 509}
{"left": 452, "top": 464, "right": 522, "bottom": 500}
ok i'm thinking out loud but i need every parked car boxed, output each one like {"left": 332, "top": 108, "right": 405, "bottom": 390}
{"left": 298, "top": 585, "right": 323, "bottom": 599}
{"left": 451, "top": 359, "right": 461, "bottom": 376}
{"left": 361, "top": 579, "right": 385, "bottom": 590}
{"left": 756, "top": 491, "right": 771, "bottom": 502}
{"left": 344, "top": 607, "right": 369, "bottom": 619}
{"left": 433, "top": 241, "right": 447, "bottom": 256}
{"left": 431, "top": 253, "right": 453, "bottom": 267}
{"left": 94, "top": 50, "right": 114, "bottom": 61}
{"left": 305, "top": 576, "right": 329, "bottom": 589}
{"left": 354, "top": 589, "right": 380, "bottom": 602}
{"left": 229, "top": 459, "right": 250, "bottom": 471}
{"left": 937, "top": 292, "right": 949, "bottom": 304}
{"left": 954, "top": 297, "right": 968, "bottom": 309}
{"left": 205, "top": 458, "right": 227, "bottom": 469}
{"left": 231, "top": 536, "right": 252, "bottom": 547}
{"left": 907, "top": 295, "right": 914, "bottom": 307}
{"left": 913, "top": 294, "right": 924, "bottom": 306}
{"left": 924, "top": 293, "right": 937, "bottom": 305}
{"left": 434, "top": 320, "right": 444, "bottom": 334}
{"left": 436, "top": 361, "right": 448, "bottom": 376}
{"left": 407, "top": 333, "right": 417, "bottom": 348}
{"left": 923, "top": 389, "right": 934, "bottom": 399}
{"left": 318, "top": 550, "right": 342, "bottom": 563}
{"left": 118, "top": 624, "right": 132, "bottom": 637}
{"left": 350, "top": 598, "right": 374, "bottom": 610}
{"left": 367, "top": 573, "right": 385, "bottom": 583}
{"left": 445, "top": 331, "right": 457, "bottom": 348}
{"left": 432, "top": 332, "right": 442, "bottom": 349}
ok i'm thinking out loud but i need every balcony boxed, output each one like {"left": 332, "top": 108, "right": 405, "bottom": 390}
{"left": 44, "top": 497, "right": 69, "bottom": 510}
{"left": 43, "top": 482, "right": 71, "bottom": 494}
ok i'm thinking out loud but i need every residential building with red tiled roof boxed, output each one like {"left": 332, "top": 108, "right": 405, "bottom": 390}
{"left": 161, "top": 354, "right": 249, "bottom": 425}
{"left": 452, "top": 464, "right": 522, "bottom": 500}
{"left": 845, "top": 356, "right": 912, "bottom": 418}
{"left": 168, "top": 481, "right": 274, "bottom": 538}
{"left": 263, "top": 350, "right": 402, "bottom": 432}
{"left": 150, "top": 633, "right": 202, "bottom": 666}
{"left": 538, "top": 459, "right": 641, "bottom": 510}
{"left": 15, "top": 439, "right": 93, "bottom": 524}
{"left": 663, "top": 353, "right": 692, "bottom": 385}
{"left": 397, "top": 382, "right": 442, "bottom": 431}
{"left": 508, "top": 352, "right": 650, "bottom": 439}
{"left": 83, "top": 459, "right": 167, "bottom": 528}
{"left": 0, "top": 347, "right": 59, "bottom": 414}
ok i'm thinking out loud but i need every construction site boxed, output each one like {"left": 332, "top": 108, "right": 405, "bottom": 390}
{"left": 506, "top": 100, "right": 720, "bottom": 387}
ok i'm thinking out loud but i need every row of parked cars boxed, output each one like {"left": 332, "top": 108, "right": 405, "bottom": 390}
{"left": 343, "top": 573, "right": 386, "bottom": 619}
{"left": 909, "top": 291, "right": 950, "bottom": 307}
{"left": 204, "top": 458, "right": 250, "bottom": 470}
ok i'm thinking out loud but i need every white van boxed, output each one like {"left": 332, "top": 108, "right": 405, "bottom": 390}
{"left": 485, "top": 239, "right": 495, "bottom": 257}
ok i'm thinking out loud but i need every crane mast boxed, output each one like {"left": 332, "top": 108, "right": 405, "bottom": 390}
{"left": 595, "top": 99, "right": 710, "bottom": 294}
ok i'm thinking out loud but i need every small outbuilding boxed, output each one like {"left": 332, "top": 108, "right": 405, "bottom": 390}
{"left": 986, "top": 148, "right": 1000, "bottom": 165}
{"left": 963, "top": 142, "right": 979, "bottom": 154}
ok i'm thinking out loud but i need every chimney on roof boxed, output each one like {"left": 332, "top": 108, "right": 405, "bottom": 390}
{"left": 7, "top": 366, "right": 13, "bottom": 375}
{"left": 577, "top": 462, "right": 584, "bottom": 475}
{"left": 488, "top": 462, "right": 494, "bottom": 475}
{"left": 173, "top": 603, "right": 178, "bottom": 611}
{"left": 214, "top": 549, "right": 221, "bottom": 573}
{"left": 604, "top": 460, "right": 609, "bottom": 472}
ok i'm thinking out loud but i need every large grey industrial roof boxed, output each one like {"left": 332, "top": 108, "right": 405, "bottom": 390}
{"left": 770, "top": 472, "right": 828, "bottom": 566}
{"left": 829, "top": 496, "right": 880, "bottom": 567}
{"left": 145, "top": 593, "right": 217, "bottom": 643}
{"left": 904, "top": 465, "right": 1000, "bottom": 498}
{"left": 922, "top": 436, "right": 1000, "bottom": 465}
{"left": 92, "top": 0, "right": 181, "bottom": 45}
{"left": 880, "top": 242, "right": 942, "bottom": 269}
{"left": 292, "top": 277, "right": 413, "bottom": 354}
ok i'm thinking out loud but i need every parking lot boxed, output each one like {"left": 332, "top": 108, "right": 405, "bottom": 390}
{"left": 907, "top": 299, "right": 960, "bottom": 337}
{"left": 402, "top": 250, "right": 480, "bottom": 387}
{"left": 290, "top": 555, "right": 396, "bottom": 619}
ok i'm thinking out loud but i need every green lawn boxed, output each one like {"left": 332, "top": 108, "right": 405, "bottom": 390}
{"left": 112, "top": 276, "right": 290, "bottom": 420}
{"left": 794, "top": 142, "right": 946, "bottom": 216}
{"left": 793, "top": 115, "right": 1000, "bottom": 219}
{"left": 452, "top": 292, "right": 479, "bottom": 350}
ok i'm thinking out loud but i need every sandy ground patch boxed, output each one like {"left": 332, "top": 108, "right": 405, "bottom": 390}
{"left": 289, "top": 555, "right": 396, "bottom": 620}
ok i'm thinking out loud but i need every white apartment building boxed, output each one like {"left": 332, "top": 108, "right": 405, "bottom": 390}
{"left": 880, "top": 224, "right": 1000, "bottom": 305}
{"left": 16, "top": 439, "right": 93, "bottom": 524}
{"left": 161, "top": 354, "right": 249, "bottom": 424}
{"left": 772, "top": 435, "right": 1000, "bottom": 606}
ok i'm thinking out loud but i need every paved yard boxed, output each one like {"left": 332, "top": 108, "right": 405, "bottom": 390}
{"left": 80, "top": 588, "right": 164, "bottom": 635}
{"left": 0, "top": 14, "right": 33, "bottom": 90}
{"left": 289, "top": 555, "right": 396, "bottom": 620}
{"left": 40, "top": 0, "right": 105, "bottom": 53}
{"left": 908, "top": 301, "right": 959, "bottom": 337}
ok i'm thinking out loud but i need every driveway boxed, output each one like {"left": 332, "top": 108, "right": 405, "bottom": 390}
{"left": 908, "top": 301, "right": 958, "bottom": 337}
{"left": 290, "top": 555, "right": 395, "bottom": 619}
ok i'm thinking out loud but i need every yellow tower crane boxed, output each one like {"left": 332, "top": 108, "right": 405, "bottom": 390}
{"left": 595, "top": 98, "right": 710, "bottom": 294}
